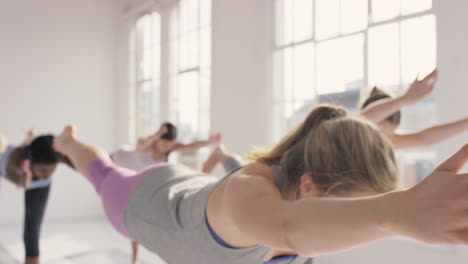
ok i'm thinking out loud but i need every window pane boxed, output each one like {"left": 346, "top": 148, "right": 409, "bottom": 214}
{"left": 315, "top": 0, "right": 340, "bottom": 40}
{"left": 341, "top": 0, "right": 368, "bottom": 34}
{"left": 283, "top": 47, "right": 294, "bottom": 102}
{"left": 188, "top": 31, "right": 200, "bottom": 69}
{"left": 401, "top": 15, "right": 436, "bottom": 85}
{"left": 152, "top": 13, "right": 161, "bottom": 45}
{"left": 179, "top": 0, "right": 188, "bottom": 33}
{"left": 273, "top": 50, "right": 286, "bottom": 101}
{"left": 169, "top": 76, "right": 179, "bottom": 121}
{"left": 368, "top": 23, "right": 400, "bottom": 89}
{"left": 293, "top": 0, "right": 313, "bottom": 42}
{"left": 137, "top": 15, "right": 152, "bottom": 48}
{"left": 275, "top": 0, "right": 293, "bottom": 45}
{"left": 179, "top": 32, "right": 199, "bottom": 70}
{"left": 401, "top": 0, "right": 432, "bottom": 15}
{"left": 200, "top": 28, "right": 211, "bottom": 68}
{"left": 153, "top": 45, "right": 161, "bottom": 80}
{"left": 200, "top": 0, "right": 211, "bottom": 26}
{"left": 200, "top": 74, "right": 211, "bottom": 111}
{"left": 141, "top": 47, "right": 153, "bottom": 80}
{"left": 169, "top": 40, "right": 179, "bottom": 75}
{"left": 316, "top": 34, "right": 364, "bottom": 94}
{"left": 178, "top": 71, "right": 200, "bottom": 141}
{"left": 289, "top": 100, "right": 317, "bottom": 128}
{"left": 180, "top": 0, "right": 199, "bottom": 33}
{"left": 137, "top": 82, "right": 157, "bottom": 136}
{"left": 199, "top": 110, "right": 211, "bottom": 138}
{"left": 283, "top": 101, "right": 294, "bottom": 122}
{"left": 273, "top": 48, "right": 294, "bottom": 102}
{"left": 293, "top": 42, "right": 315, "bottom": 101}
{"left": 152, "top": 16, "right": 161, "bottom": 81}
{"left": 129, "top": 28, "right": 136, "bottom": 87}
{"left": 169, "top": 7, "right": 179, "bottom": 39}
{"left": 272, "top": 102, "right": 290, "bottom": 140}
{"left": 371, "top": 0, "right": 400, "bottom": 22}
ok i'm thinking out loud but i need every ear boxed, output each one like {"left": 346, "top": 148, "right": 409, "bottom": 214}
{"left": 298, "top": 173, "right": 319, "bottom": 198}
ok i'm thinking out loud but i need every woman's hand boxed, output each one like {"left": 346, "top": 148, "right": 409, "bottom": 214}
{"left": 401, "top": 68, "right": 438, "bottom": 106}
{"left": 209, "top": 133, "right": 223, "bottom": 145}
{"left": 21, "top": 128, "right": 36, "bottom": 146}
{"left": 384, "top": 144, "right": 468, "bottom": 244}
{"left": 155, "top": 125, "right": 168, "bottom": 139}
{"left": 136, "top": 126, "right": 169, "bottom": 151}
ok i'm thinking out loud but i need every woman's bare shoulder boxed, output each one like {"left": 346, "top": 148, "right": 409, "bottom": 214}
{"left": 234, "top": 162, "right": 276, "bottom": 183}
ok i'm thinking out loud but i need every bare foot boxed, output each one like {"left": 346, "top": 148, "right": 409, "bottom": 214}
{"left": 202, "top": 144, "right": 229, "bottom": 173}
{"left": 209, "top": 133, "right": 223, "bottom": 145}
{"left": 54, "top": 125, "right": 77, "bottom": 153}
{"left": 211, "top": 144, "right": 231, "bottom": 162}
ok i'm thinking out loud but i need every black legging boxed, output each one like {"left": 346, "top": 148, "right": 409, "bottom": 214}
{"left": 23, "top": 185, "right": 50, "bottom": 258}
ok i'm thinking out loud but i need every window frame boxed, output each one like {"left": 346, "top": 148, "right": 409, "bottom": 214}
{"left": 273, "top": 0, "right": 436, "bottom": 133}
{"left": 273, "top": 0, "right": 437, "bottom": 186}
{"left": 169, "top": 0, "right": 212, "bottom": 143}
{"left": 130, "top": 12, "right": 162, "bottom": 139}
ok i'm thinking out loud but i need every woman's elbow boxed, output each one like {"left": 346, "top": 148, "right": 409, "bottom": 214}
{"left": 283, "top": 217, "right": 335, "bottom": 258}
{"left": 283, "top": 217, "right": 318, "bottom": 258}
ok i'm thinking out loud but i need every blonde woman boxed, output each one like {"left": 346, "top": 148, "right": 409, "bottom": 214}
{"left": 54, "top": 105, "right": 468, "bottom": 264}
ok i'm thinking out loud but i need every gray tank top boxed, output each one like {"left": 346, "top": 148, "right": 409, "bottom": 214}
{"left": 124, "top": 164, "right": 312, "bottom": 264}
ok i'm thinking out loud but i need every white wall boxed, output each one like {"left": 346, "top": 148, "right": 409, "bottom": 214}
{"left": 0, "top": 0, "right": 120, "bottom": 224}
{"left": 434, "top": 0, "right": 468, "bottom": 172}
{"left": 211, "top": 0, "right": 274, "bottom": 156}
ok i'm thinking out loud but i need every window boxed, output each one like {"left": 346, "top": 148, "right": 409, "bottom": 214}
{"left": 169, "top": 0, "right": 211, "bottom": 143}
{"left": 274, "top": 0, "right": 437, "bottom": 184}
{"left": 129, "top": 13, "right": 162, "bottom": 138}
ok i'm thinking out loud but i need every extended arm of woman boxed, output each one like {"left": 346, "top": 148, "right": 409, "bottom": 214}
{"left": 224, "top": 145, "right": 468, "bottom": 257}
{"left": 361, "top": 69, "right": 438, "bottom": 123}
{"left": 391, "top": 117, "right": 468, "bottom": 148}
{"left": 172, "top": 133, "right": 222, "bottom": 152}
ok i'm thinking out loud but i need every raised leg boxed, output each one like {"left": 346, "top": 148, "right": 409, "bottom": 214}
{"left": 54, "top": 125, "right": 109, "bottom": 176}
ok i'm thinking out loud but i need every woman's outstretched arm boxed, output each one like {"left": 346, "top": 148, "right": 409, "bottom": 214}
{"left": 224, "top": 145, "right": 468, "bottom": 257}
{"left": 172, "top": 133, "right": 222, "bottom": 152}
{"left": 361, "top": 69, "right": 438, "bottom": 123}
{"left": 391, "top": 117, "right": 468, "bottom": 149}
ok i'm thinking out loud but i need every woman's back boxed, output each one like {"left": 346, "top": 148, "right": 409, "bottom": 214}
{"left": 124, "top": 163, "right": 311, "bottom": 264}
